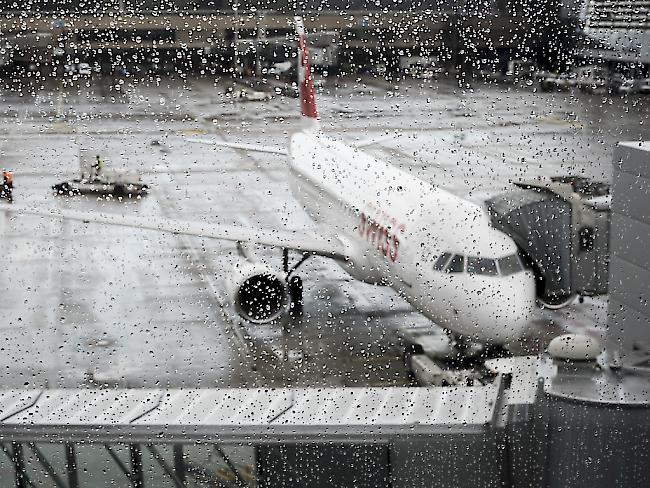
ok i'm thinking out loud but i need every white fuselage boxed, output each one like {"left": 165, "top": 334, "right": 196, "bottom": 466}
{"left": 288, "top": 131, "right": 536, "bottom": 344}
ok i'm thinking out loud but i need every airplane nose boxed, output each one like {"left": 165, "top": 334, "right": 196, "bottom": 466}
{"left": 465, "top": 271, "right": 536, "bottom": 344}
{"left": 493, "top": 271, "right": 536, "bottom": 342}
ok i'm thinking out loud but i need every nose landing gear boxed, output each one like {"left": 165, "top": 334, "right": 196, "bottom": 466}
{"left": 288, "top": 275, "right": 303, "bottom": 318}
{"left": 283, "top": 248, "right": 310, "bottom": 322}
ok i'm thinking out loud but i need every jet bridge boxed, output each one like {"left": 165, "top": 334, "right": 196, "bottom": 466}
{"left": 486, "top": 176, "right": 611, "bottom": 309}
{"left": 0, "top": 359, "right": 647, "bottom": 488}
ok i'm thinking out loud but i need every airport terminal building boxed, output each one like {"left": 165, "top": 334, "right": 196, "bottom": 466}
{"left": 0, "top": 0, "right": 567, "bottom": 75}
{"left": 581, "top": 0, "right": 650, "bottom": 69}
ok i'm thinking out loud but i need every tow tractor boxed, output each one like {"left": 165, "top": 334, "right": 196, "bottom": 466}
{"left": 53, "top": 149, "right": 149, "bottom": 198}
{"left": 400, "top": 328, "right": 496, "bottom": 387}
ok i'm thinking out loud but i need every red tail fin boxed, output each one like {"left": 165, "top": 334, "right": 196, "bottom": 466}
{"left": 295, "top": 17, "right": 318, "bottom": 120}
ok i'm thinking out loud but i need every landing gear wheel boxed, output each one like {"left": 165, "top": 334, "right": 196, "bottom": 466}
{"left": 288, "top": 275, "right": 303, "bottom": 318}
{"left": 113, "top": 184, "right": 125, "bottom": 198}
{"left": 403, "top": 341, "right": 424, "bottom": 368}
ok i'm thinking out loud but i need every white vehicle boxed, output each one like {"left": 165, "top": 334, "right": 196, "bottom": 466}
{"left": 612, "top": 77, "right": 650, "bottom": 95}
{"left": 77, "top": 62, "right": 91, "bottom": 76}
{"left": 624, "top": 78, "right": 650, "bottom": 95}
{"left": 539, "top": 72, "right": 577, "bottom": 92}
{"left": 617, "top": 79, "right": 636, "bottom": 94}
{"left": 1, "top": 18, "right": 536, "bottom": 346}
{"left": 269, "top": 60, "right": 293, "bottom": 75}
{"left": 400, "top": 55, "right": 439, "bottom": 78}
{"left": 238, "top": 89, "right": 272, "bottom": 102}
{"left": 575, "top": 66, "right": 607, "bottom": 93}
{"left": 639, "top": 79, "right": 650, "bottom": 94}
{"left": 227, "top": 87, "right": 273, "bottom": 102}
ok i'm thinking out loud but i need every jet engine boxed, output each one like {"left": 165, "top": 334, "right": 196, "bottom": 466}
{"left": 226, "top": 261, "right": 288, "bottom": 323}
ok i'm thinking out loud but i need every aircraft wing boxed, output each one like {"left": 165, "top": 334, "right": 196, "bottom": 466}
{"left": 0, "top": 204, "right": 346, "bottom": 259}
{"left": 188, "top": 138, "right": 288, "bottom": 155}
{"left": 353, "top": 132, "right": 399, "bottom": 148}
{"left": 189, "top": 134, "right": 396, "bottom": 154}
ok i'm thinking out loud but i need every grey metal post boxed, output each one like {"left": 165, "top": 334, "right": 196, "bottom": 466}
{"left": 12, "top": 443, "right": 27, "bottom": 488}
{"left": 145, "top": 445, "right": 184, "bottom": 488}
{"left": 255, "top": 13, "right": 265, "bottom": 78}
{"left": 130, "top": 444, "right": 144, "bottom": 488}
{"left": 26, "top": 443, "right": 66, "bottom": 488}
{"left": 65, "top": 443, "right": 79, "bottom": 488}
{"left": 173, "top": 444, "right": 186, "bottom": 485}
{"left": 607, "top": 142, "right": 650, "bottom": 366}
{"left": 232, "top": 2, "right": 240, "bottom": 79}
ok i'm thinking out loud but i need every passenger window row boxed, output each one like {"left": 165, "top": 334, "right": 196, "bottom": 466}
{"left": 432, "top": 252, "right": 526, "bottom": 276}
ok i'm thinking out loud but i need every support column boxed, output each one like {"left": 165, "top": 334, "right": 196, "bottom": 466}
{"left": 130, "top": 444, "right": 144, "bottom": 488}
{"left": 65, "top": 443, "right": 79, "bottom": 488}
{"left": 12, "top": 443, "right": 27, "bottom": 488}
{"left": 173, "top": 445, "right": 186, "bottom": 485}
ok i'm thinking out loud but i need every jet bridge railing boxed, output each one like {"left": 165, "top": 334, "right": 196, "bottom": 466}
{"left": 0, "top": 384, "right": 510, "bottom": 488}
{"left": 0, "top": 441, "right": 256, "bottom": 488}
{"left": 0, "top": 363, "right": 648, "bottom": 488}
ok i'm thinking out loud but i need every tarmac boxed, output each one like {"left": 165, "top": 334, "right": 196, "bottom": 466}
{"left": 0, "top": 72, "right": 647, "bottom": 389}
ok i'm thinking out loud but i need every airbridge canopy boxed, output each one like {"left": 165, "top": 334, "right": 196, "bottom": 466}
{"left": 0, "top": 386, "right": 502, "bottom": 444}
{"left": 486, "top": 178, "right": 611, "bottom": 304}
{"left": 0, "top": 384, "right": 510, "bottom": 488}
{"left": 0, "top": 365, "right": 648, "bottom": 487}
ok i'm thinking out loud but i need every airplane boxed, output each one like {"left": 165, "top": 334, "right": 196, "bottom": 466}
{"left": 0, "top": 17, "right": 536, "bottom": 346}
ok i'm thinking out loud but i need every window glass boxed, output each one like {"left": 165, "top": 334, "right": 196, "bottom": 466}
{"left": 445, "top": 254, "right": 465, "bottom": 273}
{"left": 1, "top": 3, "right": 648, "bottom": 486}
{"left": 467, "top": 257, "right": 498, "bottom": 276}
{"left": 433, "top": 252, "right": 452, "bottom": 271}
{"left": 498, "top": 254, "right": 523, "bottom": 276}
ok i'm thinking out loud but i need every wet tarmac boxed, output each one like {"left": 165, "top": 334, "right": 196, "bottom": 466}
{"left": 0, "top": 73, "right": 646, "bottom": 388}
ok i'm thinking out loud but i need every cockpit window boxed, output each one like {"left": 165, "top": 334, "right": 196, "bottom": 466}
{"left": 433, "top": 253, "right": 453, "bottom": 271}
{"left": 445, "top": 254, "right": 465, "bottom": 273}
{"left": 434, "top": 252, "right": 522, "bottom": 276}
{"left": 467, "top": 257, "right": 498, "bottom": 276}
{"left": 497, "top": 254, "right": 523, "bottom": 276}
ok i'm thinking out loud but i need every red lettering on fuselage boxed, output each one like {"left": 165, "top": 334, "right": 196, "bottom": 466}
{"left": 358, "top": 211, "right": 404, "bottom": 263}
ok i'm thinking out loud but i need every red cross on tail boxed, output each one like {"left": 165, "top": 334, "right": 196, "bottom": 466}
{"left": 295, "top": 17, "right": 318, "bottom": 122}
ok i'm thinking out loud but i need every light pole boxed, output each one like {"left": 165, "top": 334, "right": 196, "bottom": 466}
{"left": 232, "top": 2, "right": 240, "bottom": 80}
{"left": 255, "top": 12, "right": 264, "bottom": 78}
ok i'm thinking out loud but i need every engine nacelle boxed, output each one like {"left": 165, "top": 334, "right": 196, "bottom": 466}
{"left": 226, "top": 261, "right": 288, "bottom": 323}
